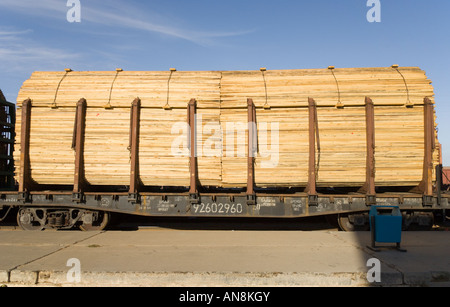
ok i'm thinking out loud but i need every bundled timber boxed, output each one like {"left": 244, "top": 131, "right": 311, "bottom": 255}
{"left": 14, "top": 67, "right": 440, "bottom": 192}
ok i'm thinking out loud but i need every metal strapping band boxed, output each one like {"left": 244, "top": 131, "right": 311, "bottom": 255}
{"left": 329, "top": 67, "right": 343, "bottom": 108}
{"left": 164, "top": 69, "right": 176, "bottom": 110}
{"left": 261, "top": 68, "right": 270, "bottom": 109}
{"left": 105, "top": 69, "right": 122, "bottom": 109}
{"left": 393, "top": 67, "right": 413, "bottom": 107}
{"left": 52, "top": 69, "right": 72, "bottom": 108}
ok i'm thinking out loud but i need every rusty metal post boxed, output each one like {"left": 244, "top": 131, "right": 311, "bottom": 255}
{"left": 18, "top": 99, "right": 33, "bottom": 201}
{"left": 188, "top": 99, "right": 199, "bottom": 203}
{"left": 72, "top": 98, "right": 87, "bottom": 202}
{"left": 359, "top": 97, "right": 376, "bottom": 205}
{"left": 246, "top": 98, "right": 256, "bottom": 205}
{"left": 412, "top": 97, "right": 435, "bottom": 205}
{"left": 305, "top": 98, "right": 318, "bottom": 205}
{"left": 128, "top": 98, "right": 141, "bottom": 202}
{"left": 425, "top": 97, "right": 436, "bottom": 196}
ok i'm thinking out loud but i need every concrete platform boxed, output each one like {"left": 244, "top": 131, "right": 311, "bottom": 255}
{"left": 1, "top": 228, "right": 449, "bottom": 287}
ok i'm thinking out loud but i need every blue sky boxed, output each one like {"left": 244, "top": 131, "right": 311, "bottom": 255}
{"left": 1, "top": 0, "right": 450, "bottom": 164}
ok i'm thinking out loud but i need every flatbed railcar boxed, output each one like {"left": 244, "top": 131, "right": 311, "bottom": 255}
{"left": 0, "top": 66, "right": 449, "bottom": 231}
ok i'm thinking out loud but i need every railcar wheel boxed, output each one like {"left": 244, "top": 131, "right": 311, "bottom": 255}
{"left": 338, "top": 215, "right": 354, "bottom": 232}
{"left": 79, "top": 211, "right": 110, "bottom": 231}
{"left": 17, "top": 208, "right": 46, "bottom": 231}
{"left": 338, "top": 214, "right": 369, "bottom": 232}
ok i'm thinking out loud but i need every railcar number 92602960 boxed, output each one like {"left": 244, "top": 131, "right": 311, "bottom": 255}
{"left": 192, "top": 202, "right": 244, "bottom": 215}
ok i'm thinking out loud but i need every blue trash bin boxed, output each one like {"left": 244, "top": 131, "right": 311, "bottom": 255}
{"left": 368, "top": 205, "right": 406, "bottom": 252}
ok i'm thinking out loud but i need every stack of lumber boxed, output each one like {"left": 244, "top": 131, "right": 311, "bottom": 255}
{"left": 16, "top": 71, "right": 223, "bottom": 187}
{"left": 218, "top": 67, "right": 437, "bottom": 187}
{"left": 139, "top": 107, "right": 222, "bottom": 187}
{"left": 17, "top": 71, "right": 221, "bottom": 108}
{"left": 315, "top": 107, "right": 367, "bottom": 187}
{"left": 27, "top": 107, "right": 75, "bottom": 185}
{"left": 220, "top": 68, "right": 434, "bottom": 108}
{"left": 374, "top": 106, "right": 425, "bottom": 186}
{"left": 84, "top": 108, "right": 130, "bottom": 186}
{"left": 14, "top": 67, "right": 439, "bottom": 189}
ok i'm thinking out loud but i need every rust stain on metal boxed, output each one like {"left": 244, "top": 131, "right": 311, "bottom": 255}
{"left": 412, "top": 97, "right": 435, "bottom": 196}
{"left": 73, "top": 98, "right": 87, "bottom": 194}
{"left": 247, "top": 98, "right": 256, "bottom": 200}
{"left": 129, "top": 98, "right": 141, "bottom": 195}
{"left": 305, "top": 97, "right": 317, "bottom": 197}
{"left": 188, "top": 99, "right": 198, "bottom": 195}
{"left": 358, "top": 97, "right": 376, "bottom": 197}
{"left": 19, "top": 99, "right": 32, "bottom": 193}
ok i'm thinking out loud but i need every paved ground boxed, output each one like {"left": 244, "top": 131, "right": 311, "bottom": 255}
{"left": 1, "top": 217, "right": 450, "bottom": 287}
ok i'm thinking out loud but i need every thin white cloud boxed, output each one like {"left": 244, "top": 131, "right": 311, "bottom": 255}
{"left": 81, "top": 5, "right": 254, "bottom": 45}
{"left": 0, "top": 0, "right": 254, "bottom": 45}
{"left": 0, "top": 29, "right": 33, "bottom": 37}
{"left": 0, "top": 27, "right": 80, "bottom": 73}
{"left": 0, "top": 0, "right": 66, "bottom": 14}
